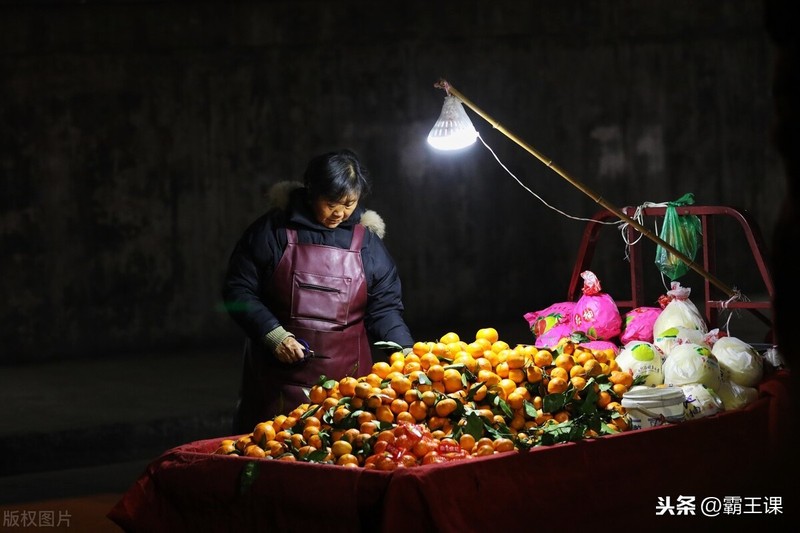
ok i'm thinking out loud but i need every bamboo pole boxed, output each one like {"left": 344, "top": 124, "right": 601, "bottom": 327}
{"left": 435, "top": 79, "right": 738, "bottom": 299}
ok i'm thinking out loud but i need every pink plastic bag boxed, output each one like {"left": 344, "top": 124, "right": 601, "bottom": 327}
{"left": 571, "top": 271, "right": 622, "bottom": 341}
{"left": 534, "top": 323, "right": 573, "bottom": 349}
{"left": 524, "top": 301, "right": 575, "bottom": 338}
{"left": 620, "top": 307, "right": 662, "bottom": 344}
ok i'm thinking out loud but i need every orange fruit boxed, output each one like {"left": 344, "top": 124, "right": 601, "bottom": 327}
{"left": 419, "top": 352, "right": 440, "bottom": 370}
{"left": 390, "top": 398, "right": 409, "bottom": 415}
{"left": 547, "top": 376, "right": 569, "bottom": 394}
{"left": 214, "top": 440, "right": 238, "bottom": 455}
{"left": 508, "top": 368, "right": 526, "bottom": 384}
{"left": 495, "top": 361, "right": 510, "bottom": 379}
{"left": 491, "top": 340, "right": 511, "bottom": 353}
{"left": 459, "top": 433, "right": 477, "bottom": 453}
{"left": 612, "top": 383, "right": 628, "bottom": 396}
{"left": 331, "top": 440, "right": 353, "bottom": 458}
{"left": 574, "top": 349, "right": 595, "bottom": 366}
{"left": 440, "top": 332, "right": 460, "bottom": 345}
{"left": 244, "top": 444, "right": 266, "bottom": 458}
{"left": 609, "top": 370, "right": 634, "bottom": 388}
{"left": 435, "top": 397, "right": 459, "bottom": 417}
{"left": 553, "top": 410, "right": 571, "bottom": 423}
{"left": 583, "top": 359, "right": 602, "bottom": 377}
{"left": 390, "top": 374, "right": 413, "bottom": 395}
{"left": 550, "top": 366, "right": 569, "bottom": 381}
{"left": 252, "top": 422, "right": 276, "bottom": 447}
{"left": 412, "top": 341, "right": 431, "bottom": 356}
{"left": 371, "top": 361, "right": 392, "bottom": 379}
{"left": 570, "top": 375, "right": 587, "bottom": 391}
{"left": 597, "top": 390, "right": 613, "bottom": 408}
{"left": 534, "top": 350, "right": 554, "bottom": 368}
{"left": 338, "top": 376, "right": 358, "bottom": 397}
{"left": 308, "top": 384, "right": 328, "bottom": 405}
{"left": 375, "top": 404, "right": 395, "bottom": 423}
{"left": 426, "top": 364, "right": 445, "bottom": 382}
{"left": 506, "top": 350, "right": 526, "bottom": 370}
{"left": 554, "top": 353, "right": 575, "bottom": 372}
{"left": 453, "top": 352, "right": 478, "bottom": 373}
{"left": 421, "top": 390, "right": 438, "bottom": 407}
{"left": 506, "top": 390, "right": 525, "bottom": 410}
{"left": 498, "top": 378, "right": 517, "bottom": 398}
{"left": 442, "top": 368, "right": 464, "bottom": 393}
{"left": 476, "top": 327, "right": 499, "bottom": 344}
{"left": 409, "top": 400, "right": 429, "bottom": 421}
{"left": 362, "top": 373, "right": 382, "bottom": 388}
{"left": 337, "top": 453, "right": 360, "bottom": 467}
{"left": 493, "top": 437, "right": 516, "bottom": 453}
{"left": 525, "top": 365, "right": 544, "bottom": 384}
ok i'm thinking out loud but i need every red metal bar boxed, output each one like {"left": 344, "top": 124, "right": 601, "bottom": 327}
{"left": 568, "top": 205, "right": 774, "bottom": 340}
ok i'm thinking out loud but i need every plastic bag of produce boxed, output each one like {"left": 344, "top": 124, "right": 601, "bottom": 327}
{"left": 662, "top": 342, "right": 722, "bottom": 391}
{"left": 682, "top": 383, "right": 724, "bottom": 420}
{"left": 654, "top": 193, "right": 701, "bottom": 281}
{"left": 620, "top": 306, "right": 662, "bottom": 344}
{"left": 534, "top": 323, "right": 573, "bottom": 349}
{"left": 524, "top": 301, "right": 574, "bottom": 338}
{"left": 571, "top": 271, "right": 622, "bottom": 341}
{"left": 616, "top": 342, "right": 664, "bottom": 386}
{"left": 716, "top": 377, "right": 759, "bottom": 410}
{"left": 652, "top": 282, "right": 708, "bottom": 338}
{"left": 711, "top": 336, "right": 764, "bottom": 387}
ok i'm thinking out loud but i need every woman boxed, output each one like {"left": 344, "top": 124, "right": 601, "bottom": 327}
{"left": 222, "top": 149, "right": 415, "bottom": 434}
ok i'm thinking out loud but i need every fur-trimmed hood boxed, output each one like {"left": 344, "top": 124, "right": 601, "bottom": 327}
{"left": 266, "top": 180, "right": 386, "bottom": 238}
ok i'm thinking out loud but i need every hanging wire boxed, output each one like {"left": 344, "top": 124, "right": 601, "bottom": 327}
{"left": 478, "top": 134, "right": 621, "bottom": 226}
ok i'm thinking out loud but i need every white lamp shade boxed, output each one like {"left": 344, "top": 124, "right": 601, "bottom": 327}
{"left": 427, "top": 95, "right": 478, "bottom": 150}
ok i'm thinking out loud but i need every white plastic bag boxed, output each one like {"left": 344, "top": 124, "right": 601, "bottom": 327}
{"left": 615, "top": 342, "right": 664, "bottom": 386}
{"left": 711, "top": 336, "right": 764, "bottom": 388}
{"left": 682, "top": 383, "right": 724, "bottom": 420}
{"left": 716, "top": 377, "right": 759, "bottom": 410}
{"left": 652, "top": 282, "right": 708, "bottom": 339}
{"left": 662, "top": 342, "right": 722, "bottom": 391}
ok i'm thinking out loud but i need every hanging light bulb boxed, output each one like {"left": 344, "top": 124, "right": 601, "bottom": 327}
{"left": 426, "top": 95, "right": 479, "bottom": 150}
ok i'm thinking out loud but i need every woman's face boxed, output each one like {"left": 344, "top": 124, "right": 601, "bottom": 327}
{"left": 311, "top": 195, "right": 359, "bottom": 229}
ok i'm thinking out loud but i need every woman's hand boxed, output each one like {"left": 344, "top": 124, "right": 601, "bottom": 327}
{"left": 273, "top": 336, "right": 308, "bottom": 364}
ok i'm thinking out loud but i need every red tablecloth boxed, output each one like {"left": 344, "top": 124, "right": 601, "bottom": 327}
{"left": 108, "top": 370, "right": 793, "bottom": 532}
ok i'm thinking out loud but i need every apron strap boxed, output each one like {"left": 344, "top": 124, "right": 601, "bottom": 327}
{"left": 350, "top": 224, "right": 365, "bottom": 251}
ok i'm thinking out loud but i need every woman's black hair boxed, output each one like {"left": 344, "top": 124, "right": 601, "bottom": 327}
{"left": 303, "top": 149, "right": 372, "bottom": 201}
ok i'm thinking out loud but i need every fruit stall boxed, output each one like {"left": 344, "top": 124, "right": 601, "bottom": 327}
{"left": 109, "top": 205, "right": 793, "bottom": 530}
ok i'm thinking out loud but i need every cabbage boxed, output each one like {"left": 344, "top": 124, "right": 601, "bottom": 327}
{"left": 615, "top": 342, "right": 664, "bottom": 386}
{"left": 711, "top": 336, "right": 764, "bottom": 387}
{"left": 662, "top": 343, "right": 722, "bottom": 390}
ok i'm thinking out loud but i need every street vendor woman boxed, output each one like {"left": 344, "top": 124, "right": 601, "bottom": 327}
{"left": 222, "top": 148, "right": 415, "bottom": 434}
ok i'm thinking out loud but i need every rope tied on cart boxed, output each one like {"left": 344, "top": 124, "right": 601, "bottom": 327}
{"left": 619, "top": 200, "right": 668, "bottom": 262}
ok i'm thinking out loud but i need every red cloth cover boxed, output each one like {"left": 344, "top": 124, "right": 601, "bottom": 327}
{"left": 108, "top": 371, "right": 793, "bottom": 532}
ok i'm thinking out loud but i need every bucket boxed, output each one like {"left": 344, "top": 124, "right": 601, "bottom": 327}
{"left": 621, "top": 386, "right": 686, "bottom": 429}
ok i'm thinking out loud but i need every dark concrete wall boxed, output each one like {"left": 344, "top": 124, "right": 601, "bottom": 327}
{"left": 0, "top": 0, "right": 782, "bottom": 363}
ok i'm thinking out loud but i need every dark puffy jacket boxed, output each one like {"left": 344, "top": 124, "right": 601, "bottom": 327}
{"left": 222, "top": 182, "right": 414, "bottom": 349}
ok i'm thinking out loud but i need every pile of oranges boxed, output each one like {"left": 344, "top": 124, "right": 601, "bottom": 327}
{"left": 214, "top": 328, "right": 634, "bottom": 469}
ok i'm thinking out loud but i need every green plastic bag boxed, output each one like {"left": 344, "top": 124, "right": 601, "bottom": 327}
{"left": 655, "top": 193, "right": 701, "bottom": 280}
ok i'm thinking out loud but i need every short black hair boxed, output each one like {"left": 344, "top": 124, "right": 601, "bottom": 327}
{"left": 303, "top": 149, "right": 372, "bottom": 201}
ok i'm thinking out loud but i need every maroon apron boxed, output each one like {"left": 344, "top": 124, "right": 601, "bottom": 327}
{"left": 236, "top": 224, "right": 371, "bottom": 429}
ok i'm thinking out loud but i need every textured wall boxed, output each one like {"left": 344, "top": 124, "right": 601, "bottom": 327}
{"left": 0, "top": 0, "right": 781, "bottom": 362}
